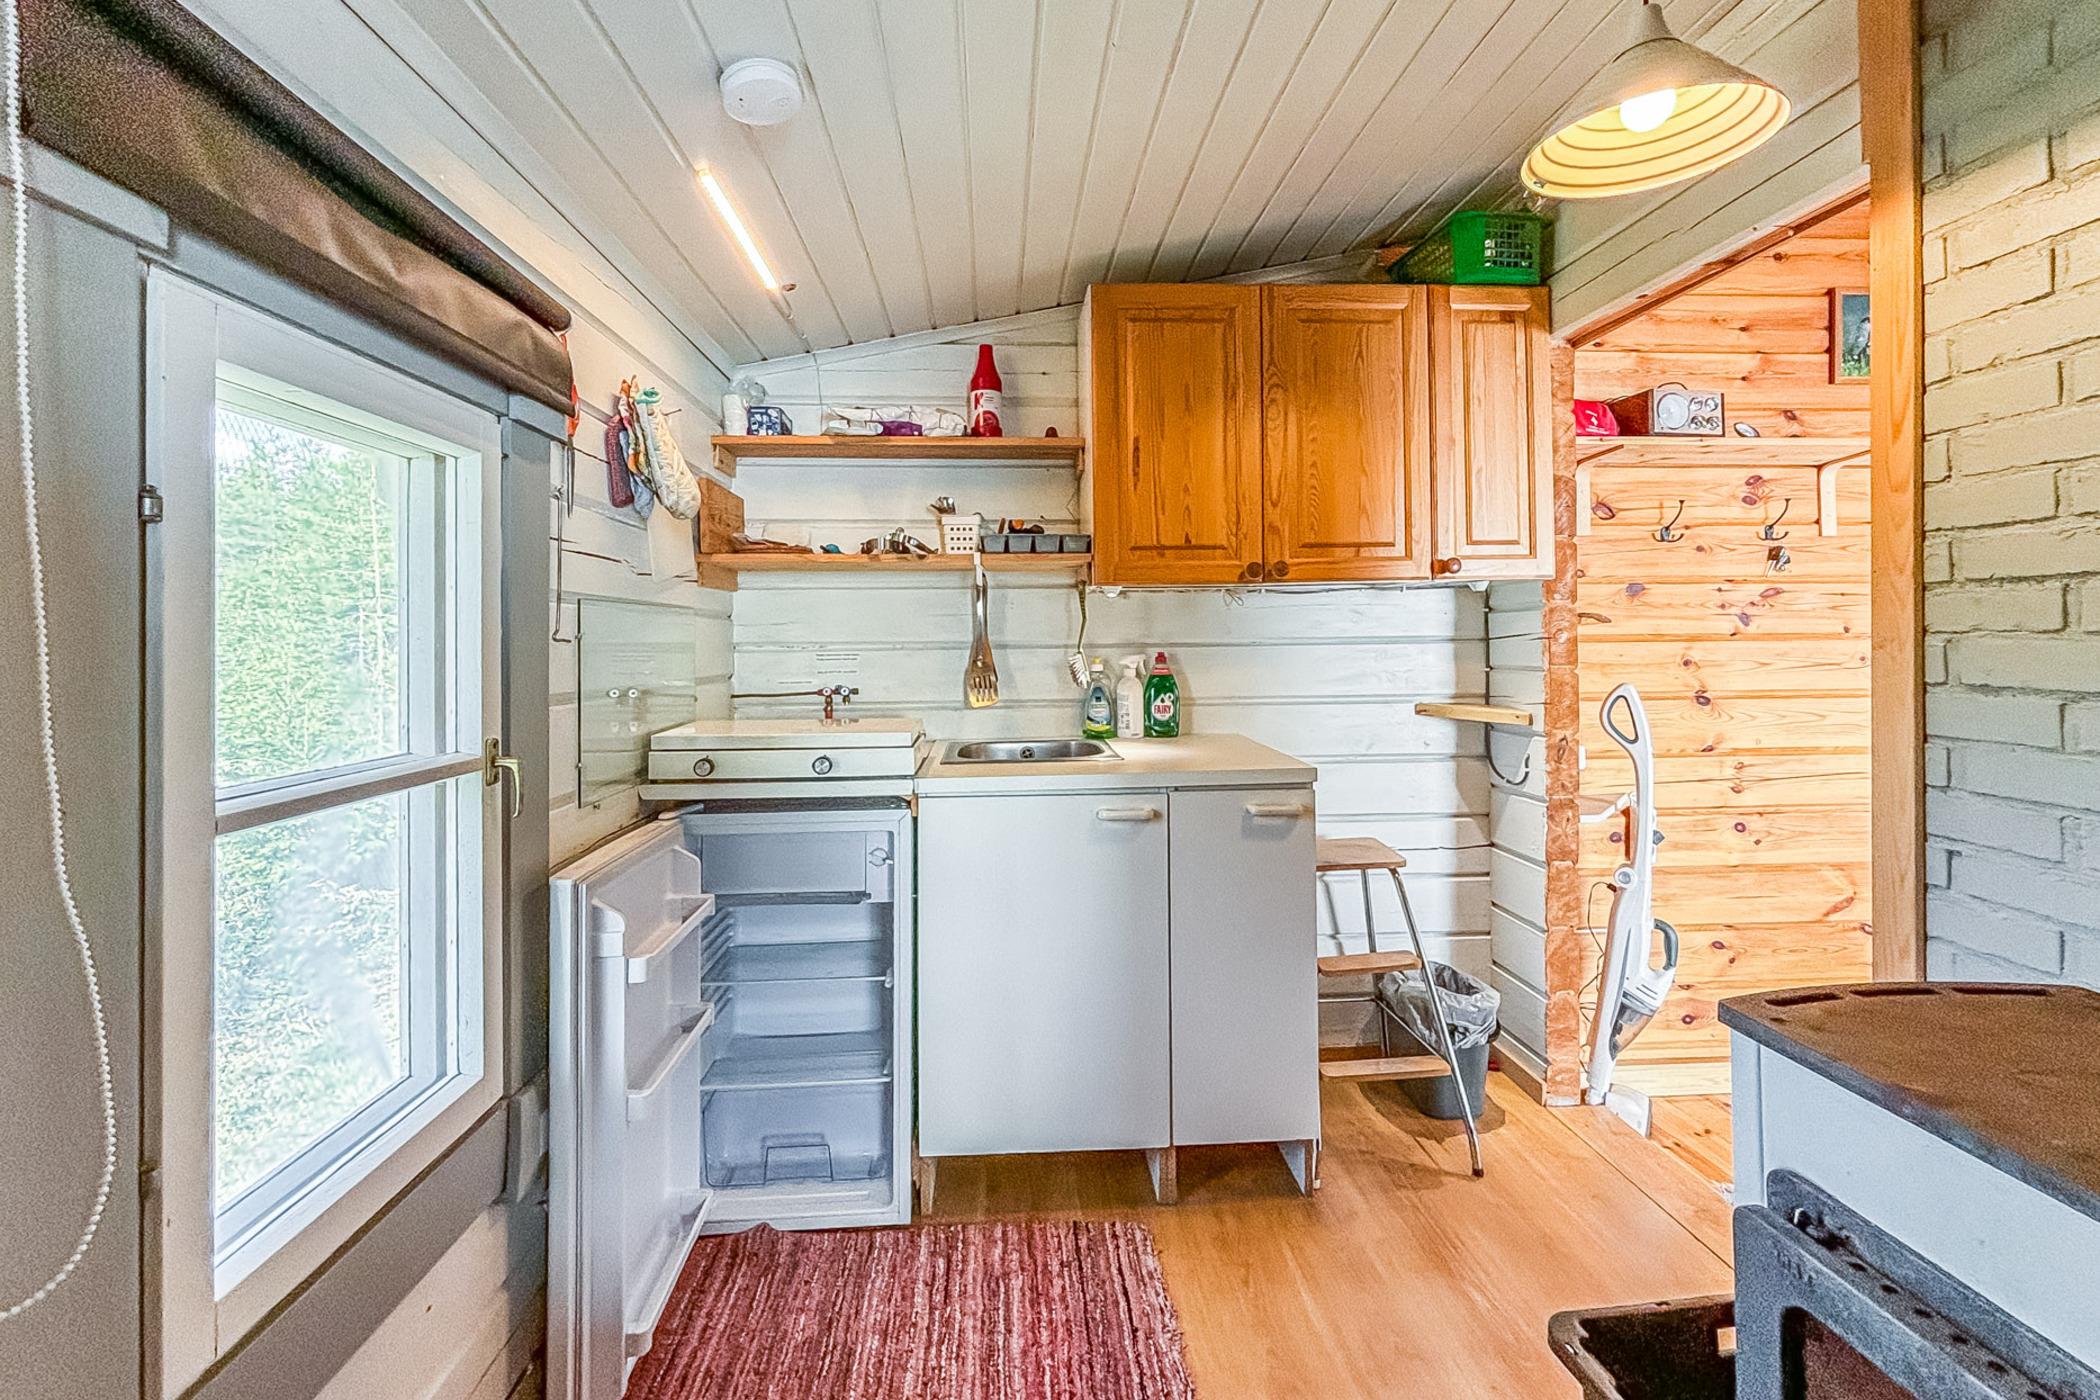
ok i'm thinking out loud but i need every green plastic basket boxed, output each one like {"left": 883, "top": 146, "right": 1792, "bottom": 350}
{"left": 1392, "top": 211, "right": 1551, "bottom": 286}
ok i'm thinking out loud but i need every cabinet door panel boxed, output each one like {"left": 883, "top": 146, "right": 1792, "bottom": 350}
{"left": 918, "top": 793, "right": 1170, "bottom": 1156}
{"left": 1262, "top": 286, "right": 1432, "bottom": 582}
{"left": 1168, "top": 787, "right": 1319, "bottom": 1146}
{"left": 1087, "top": 285, "right": 1263, "bottom": 586}
{"left": 1431, "top": 286, "right": 1553, "bottom": 579}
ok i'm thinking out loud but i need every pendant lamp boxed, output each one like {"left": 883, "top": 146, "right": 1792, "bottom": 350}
{"left": 1523, "top": 0, "right": 1790, "bottom": 200}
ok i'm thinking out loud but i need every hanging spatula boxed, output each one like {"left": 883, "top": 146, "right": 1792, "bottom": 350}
{"left": 964, "top": 556, "right": 1000, "bottom": 709}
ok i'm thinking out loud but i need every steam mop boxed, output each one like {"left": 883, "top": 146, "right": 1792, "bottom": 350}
{"left": 1582, "top": 684, "right": 1680, "bottom": 1135}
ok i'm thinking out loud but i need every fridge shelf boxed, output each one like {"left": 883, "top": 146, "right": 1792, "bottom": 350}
{"left": 700, "top": 1029, "right": 892, "bottom": 1091}
{"left": 702, "top": 940, "right": 890, "bottom": 986}
{"left": 713, "top": 890, "right": 871, "bottom": 909}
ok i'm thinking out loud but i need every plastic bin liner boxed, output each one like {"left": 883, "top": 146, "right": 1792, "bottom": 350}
{"left": 1377, "top": 962, "right": 1500, "bottom": 1050}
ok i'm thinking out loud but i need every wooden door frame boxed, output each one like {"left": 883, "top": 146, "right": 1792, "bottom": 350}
{"left": 1861, "top": 0, "right": 1925, "bottom": 980}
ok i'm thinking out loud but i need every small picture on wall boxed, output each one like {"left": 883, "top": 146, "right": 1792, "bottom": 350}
{"left": 1831, "top": 288, "right": 1870, "bottom": 383}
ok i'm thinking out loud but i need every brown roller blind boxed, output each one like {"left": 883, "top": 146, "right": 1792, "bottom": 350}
{"left": 23, "top": 0, "right": 576, "bottom": 413}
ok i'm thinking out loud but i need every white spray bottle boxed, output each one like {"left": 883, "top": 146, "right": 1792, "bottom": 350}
{"left": 1115, "top": 655, "right": 1147, "bottom": 739}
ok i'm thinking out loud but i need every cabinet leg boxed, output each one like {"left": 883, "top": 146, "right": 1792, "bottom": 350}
{"left": 1279, "top": 1139, "right": 1320, "bottom": 1195}
{"left": 1145, "top": 1147, "right": 1178, "bottom": 1205}
{"left": 913, "top": 1154, "right": 937, "bottom": 1216}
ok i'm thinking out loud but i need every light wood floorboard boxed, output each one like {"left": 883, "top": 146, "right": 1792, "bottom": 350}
{"left": 924, "top": 1074, "right": 1733, "bottom": 1398}
{"left": 1649, "top": 1094, "right": 1735, "bottom": 1190}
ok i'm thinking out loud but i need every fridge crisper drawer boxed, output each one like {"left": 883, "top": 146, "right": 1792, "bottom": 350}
{"left": 702, "top": 1082, "right": 892, "bottom": 1189}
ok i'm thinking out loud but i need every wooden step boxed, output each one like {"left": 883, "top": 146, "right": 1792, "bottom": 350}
{"left": 1319, "top": 1055, "right": 1451, "bottom": 1083}
{"left": 1317, "top": 950, "right": 1421, "bottom": 978}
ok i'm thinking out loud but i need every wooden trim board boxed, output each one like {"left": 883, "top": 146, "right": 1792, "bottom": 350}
{"left": 1861, "top": 0, "right": 1925, "bottom": 981}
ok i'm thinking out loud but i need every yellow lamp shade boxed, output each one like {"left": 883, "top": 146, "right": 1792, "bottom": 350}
{"left": 1524, "top": 2, "right": 1790, "bottom": 200}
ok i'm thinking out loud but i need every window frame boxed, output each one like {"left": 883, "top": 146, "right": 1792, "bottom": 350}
{"left": 146, "top": 271, "right": 505, "bottom": 1394}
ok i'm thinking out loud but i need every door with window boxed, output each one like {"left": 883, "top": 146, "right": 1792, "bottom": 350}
{"left": 147, "top": 273, "right": 511, "bottom": 1392}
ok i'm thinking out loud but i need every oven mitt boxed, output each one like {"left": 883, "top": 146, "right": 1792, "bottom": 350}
{"left": 629, "top": 383, "right": 700, "bottom": 519}
{"left": 602, "top": 406, "right": 635, "bottom": 509}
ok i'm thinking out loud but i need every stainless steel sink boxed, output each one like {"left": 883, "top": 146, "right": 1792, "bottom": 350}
{"left": 945, "top": 738, "right": 1120, "bottom": 763}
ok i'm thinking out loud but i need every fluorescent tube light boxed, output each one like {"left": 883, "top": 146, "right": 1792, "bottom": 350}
{"left": 695, "top": 164, "right": 781, "bottom": 291}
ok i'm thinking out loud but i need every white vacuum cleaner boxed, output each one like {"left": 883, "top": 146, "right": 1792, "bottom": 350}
{"left": 1582, "top": 684, "right": 1680, "bottom": 1135}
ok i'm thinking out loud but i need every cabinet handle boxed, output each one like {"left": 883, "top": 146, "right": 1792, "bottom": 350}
{"left": 1270, "top": 560, "right": 1291, "bottom": 579}
{"left": 1094, "top": 806, "right": 1161, "bottom": 823}
{"left": 1240, "top": 560, "right": 1261, "bottom": 581}
{"left": 1244, "top": 802, "right": 1308, "bottom": 819}
{"left": 1435, "top": 557, "right": 1463, "bottom": 576}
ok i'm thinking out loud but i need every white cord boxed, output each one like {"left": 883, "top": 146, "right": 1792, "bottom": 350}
{"left": 0, "top": 0, "right": 119, "bottom": 1323}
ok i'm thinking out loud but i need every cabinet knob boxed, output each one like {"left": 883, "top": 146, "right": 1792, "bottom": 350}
{"left": 1435, "top": 557, "right": 1463, "bottom": 576}
{"left": 1240, "top": 561, "right": 1261, "bottom": 581}
{"left": 1270, "top": 560, "right": 1291, "bottom": 579}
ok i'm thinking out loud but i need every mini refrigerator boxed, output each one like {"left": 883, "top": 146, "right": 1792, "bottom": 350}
{"left": 547, "top": 800, "right": 914, "bottom": 1399}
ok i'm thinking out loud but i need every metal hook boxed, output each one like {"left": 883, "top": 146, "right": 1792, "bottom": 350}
{"left": 1655, "top": 500, "right": 1687, "bottom": 543}
{"left": 1760, "top": 498, "right": 1792, "bottom": 541}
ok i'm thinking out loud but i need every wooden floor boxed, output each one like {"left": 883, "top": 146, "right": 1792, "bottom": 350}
{"left": 925, "top": 1074, "right": 1734, "bottom": 1398}
{"left": 1649, "top": 1094, "right": 1735, "bottom": 1189}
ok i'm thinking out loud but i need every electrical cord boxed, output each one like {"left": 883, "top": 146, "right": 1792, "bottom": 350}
{"left": 1, "top": 0, "right": 119, "bottom": 1323}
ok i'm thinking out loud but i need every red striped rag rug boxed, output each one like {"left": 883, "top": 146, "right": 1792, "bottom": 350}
{"left": 626, "top": 1220, "right": 1197, "bottom": 1400}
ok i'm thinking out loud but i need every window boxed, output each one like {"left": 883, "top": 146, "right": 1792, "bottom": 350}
{"left": 150, "top": 273, "right": 505, "bottom": 1391}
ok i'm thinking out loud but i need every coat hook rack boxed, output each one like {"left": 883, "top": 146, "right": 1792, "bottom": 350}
{"left": 1760, "top": 498, "right": 1792, "bottom": 541}
{"left": 1655, "top": 500, "right": 1686, "bottom": 543}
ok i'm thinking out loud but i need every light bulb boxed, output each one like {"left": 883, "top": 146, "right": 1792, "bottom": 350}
{"left": 1618, "top": 88, "right": 1678, "bottom": 133}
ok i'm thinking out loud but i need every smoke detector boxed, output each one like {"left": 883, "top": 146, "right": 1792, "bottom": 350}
{"left": 720, "top": 58, "right": 803, "bottom": 127}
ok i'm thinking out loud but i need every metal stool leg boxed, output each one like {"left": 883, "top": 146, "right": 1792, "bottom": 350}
{"left": 1362, "top": 871, "right": 1391, "bottom": 1055}
{"left": 1391, "top": 868, "right": 1483, "bottom": 1177}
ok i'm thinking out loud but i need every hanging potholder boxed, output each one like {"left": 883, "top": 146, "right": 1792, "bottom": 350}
{"left": 631, "top": 385, "right": 700, "bottom": 519}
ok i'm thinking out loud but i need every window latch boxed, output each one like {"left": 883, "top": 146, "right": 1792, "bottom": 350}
{"left": 483, "top": 738, "right": 522, "bottom": 819}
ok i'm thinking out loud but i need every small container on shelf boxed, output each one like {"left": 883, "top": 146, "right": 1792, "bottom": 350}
{"left": 1059, "top": 533, "right": 1092, "bottom": 554}
{"left": 937, "top": 513, "right": 983, "bottom": 555}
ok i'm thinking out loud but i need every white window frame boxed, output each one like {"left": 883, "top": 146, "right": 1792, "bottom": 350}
{"left": 146, "top": 270, "right": 505, "bottom": 1395}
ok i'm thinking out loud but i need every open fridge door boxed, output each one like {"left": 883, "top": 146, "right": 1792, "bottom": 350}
{"left": 549, "top": 819, "right": 718, "bottom": 1400}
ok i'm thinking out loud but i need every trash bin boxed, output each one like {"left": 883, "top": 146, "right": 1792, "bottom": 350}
{"left": 1547, "top": 1296, "right": 1736, "bottom": 1400}
{"left": 1376, "top": 963, "right": 1499, "bottom": 1120}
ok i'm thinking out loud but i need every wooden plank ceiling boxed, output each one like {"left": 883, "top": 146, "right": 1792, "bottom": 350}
{"left": 199, "top": 0, "right": 1785, "bottom": 372}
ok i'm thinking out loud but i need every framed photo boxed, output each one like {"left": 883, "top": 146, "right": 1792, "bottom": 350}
{"left": 1831, "top": 288, "right": 1870, "bottom": 383}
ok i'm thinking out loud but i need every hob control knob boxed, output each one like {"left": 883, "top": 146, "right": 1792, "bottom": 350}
{"left": 811, "top": 755, "right": 834, "bottom": 776}
{"left": 691, "top": 756, "right": 716, "bottom": 777}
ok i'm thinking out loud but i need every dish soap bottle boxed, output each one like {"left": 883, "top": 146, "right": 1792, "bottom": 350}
{"left": 1081, "top": 659, "right": 1114, "bottom": 739}
{"left": 1115, "top": 655, "right": 1146, "bottom": 739}
{"left": 1143, "top": 652, "right": 1181, "bottom": 738}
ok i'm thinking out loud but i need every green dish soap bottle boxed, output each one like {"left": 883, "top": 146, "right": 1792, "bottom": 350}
{"left": 1081, "top": 659, "right": 1115, "bottom": 739}
{"left": 1143, "top": 651, "right": 1181, "bottom": 738}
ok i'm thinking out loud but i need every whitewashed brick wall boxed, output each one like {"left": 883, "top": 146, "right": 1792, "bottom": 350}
{"left": 1922, "top": 0, "right": 2100, "bottom": 987}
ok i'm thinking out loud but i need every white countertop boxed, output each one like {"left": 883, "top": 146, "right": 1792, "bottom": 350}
{"left": 914, "top": 733, "right": 1314, "bottom": 795}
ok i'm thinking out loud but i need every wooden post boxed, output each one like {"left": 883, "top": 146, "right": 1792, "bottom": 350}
{"left": 1860, "top": 0, "right": 1925, "bottom": 981}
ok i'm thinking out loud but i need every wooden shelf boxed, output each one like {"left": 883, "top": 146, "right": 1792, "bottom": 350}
{"left": 710, "top": 434, "right": 1084, "bottom": 474}
{"left": 698, "top": 551, "right": 1091, "bottom": 575}
{"left": 1414, "top": 701, "right": 1536, "bottom": 727}
{"left": 1576, "top": 434, "right": 1869, "bottom": 468}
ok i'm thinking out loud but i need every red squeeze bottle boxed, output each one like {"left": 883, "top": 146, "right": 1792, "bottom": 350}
{"left": 968, "top": 343, "right": 1003, "bottom": 437}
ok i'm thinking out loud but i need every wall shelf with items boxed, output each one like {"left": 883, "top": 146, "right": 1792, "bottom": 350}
{"left": 709, "top": 434, "right": 1085, "bottom": 475}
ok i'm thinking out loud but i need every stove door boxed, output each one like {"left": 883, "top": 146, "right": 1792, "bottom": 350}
{"left": 1734, "top": 1171, "right": 2100, "bottom": 1400}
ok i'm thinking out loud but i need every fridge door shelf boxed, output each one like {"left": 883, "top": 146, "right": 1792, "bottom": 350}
{"left": 609, "top": 891, "right": 718, "bottom": 984}
{"left": 626, "top": 1004, "right": 716, "bottom": 1121}
{"left": 623, "top": 1188, "right": 713, "bottom": 1360}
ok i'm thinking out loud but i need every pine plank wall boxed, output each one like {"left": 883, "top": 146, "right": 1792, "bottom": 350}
{"left": 1556, "top": 201, "right": 1875, "bottom": 1098}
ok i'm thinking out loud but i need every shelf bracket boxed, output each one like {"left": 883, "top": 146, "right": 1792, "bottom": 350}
{"left": 1816, "top": 452, "right": 1870, "bottom": 536}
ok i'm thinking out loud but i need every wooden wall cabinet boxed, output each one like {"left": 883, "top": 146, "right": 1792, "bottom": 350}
{"left": 1084, "top": 282, "right": 1550, "bottom": 587}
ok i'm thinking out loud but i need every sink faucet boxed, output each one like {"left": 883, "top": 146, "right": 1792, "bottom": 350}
{"left": 731, "top": 685, "right": 860, "bottom": 721}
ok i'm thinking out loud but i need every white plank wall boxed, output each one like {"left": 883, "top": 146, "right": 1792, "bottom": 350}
{"left": 1548, "top": 0, "right": 1867, "bottom": 334}
{"left": 728, "top": 313, "right": 1497, "bottom": 986}
{"left": 548, "top": 322, "right": 734, "bottom": 866}
{"left": 1484, "top": 581, "right": 1551, "bottom": 1068}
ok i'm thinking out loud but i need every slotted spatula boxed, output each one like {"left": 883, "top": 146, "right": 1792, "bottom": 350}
{"left": 964, "top": 556, "right": 1000, "bottom": 709}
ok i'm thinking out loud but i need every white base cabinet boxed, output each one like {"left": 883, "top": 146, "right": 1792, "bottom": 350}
{"left": 917, "top": 791, "right": 1171, "bottom": 1155}
{"left": 917, "top": 784, "right": 1318, "bottom": 1173}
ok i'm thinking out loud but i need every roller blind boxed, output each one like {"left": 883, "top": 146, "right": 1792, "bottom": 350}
{"left": 23, "top": 0, "right": 575, "bottom": 412}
